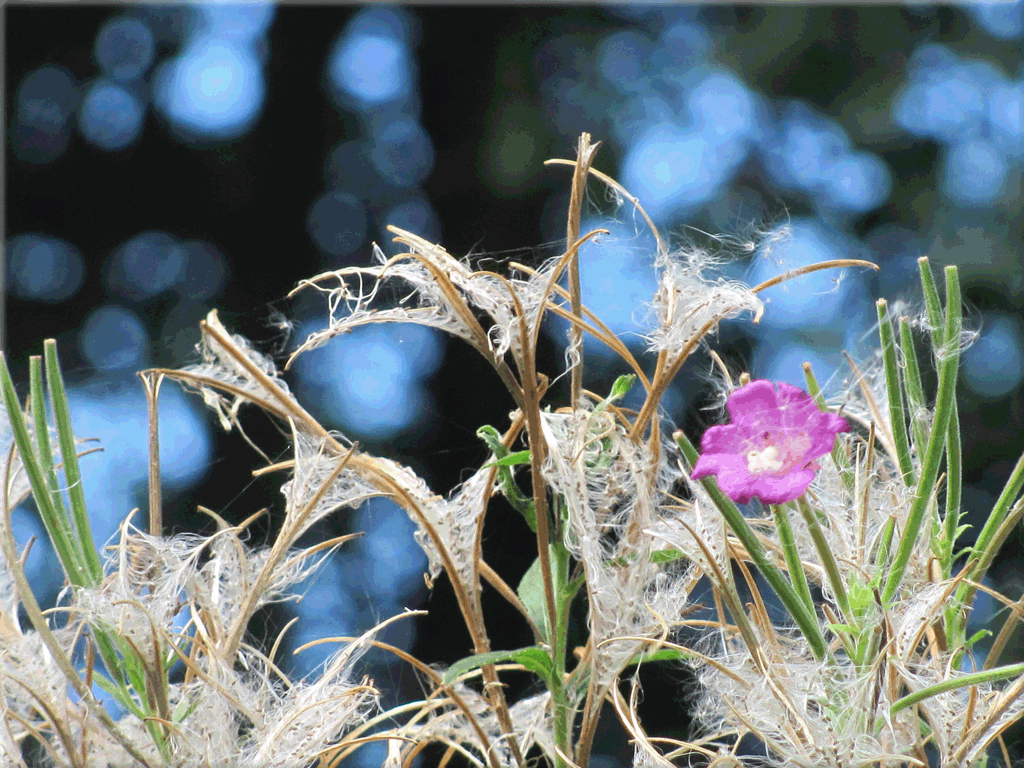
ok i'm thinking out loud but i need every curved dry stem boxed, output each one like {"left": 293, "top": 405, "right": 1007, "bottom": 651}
{"left": 222, "top": 433, "right": 359, "bottom": 660}
{"left": 630, "top": 314, "right": 725, "bottom": 441}
{"left": 342, "top": 454, "right": 525, "bottom": 767}
{"left": 750, "top": 258, "right": 880, "bottom": 294}
{"left": 296, "top": 635, "right": 505, "bottom": 768}
{"left": 565, "top": 134, "right": 603, "bottom": 409}
{"left": 544, "top": 158, "right": 667, "bottom": 256}
{"left": 527, "top": 228, "right": 609, "bottom": 359}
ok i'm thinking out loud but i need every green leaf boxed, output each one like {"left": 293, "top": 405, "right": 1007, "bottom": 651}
{"left": 649, "top": 548, "right": 685, "bottom": 564}
{"left": 608, "top": 373, "right": 636, "bottom": 401}
{"left": 477, "top": 425, "right": 537, "bottom": 531}
{"left": 624, "top": 648, "right": 686, "bottom": 667}
{"left": 485, "top": 450, "right": 532, "bottom": 468}
{"left": 883, "top": 264, "right": 961, "bottom": 604}
{"left": 442, "top": 646, "right": 553, "bottom": 686}
{"left": 518, "top": 555, "right": 550, "bottom": 640}
{"left": 0, "top": 353, "right": 87, "bottom": 587}
{"left": 44, "top": 340, "right": 103, "bottom": 584}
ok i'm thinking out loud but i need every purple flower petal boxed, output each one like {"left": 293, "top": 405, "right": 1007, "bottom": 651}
{"left": 690, "top": 379, "right": 849, "bottom": 505}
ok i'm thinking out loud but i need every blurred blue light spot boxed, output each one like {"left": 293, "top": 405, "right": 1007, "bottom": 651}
{"left": 893, "top": 46, "right": 990, "bottom": 142}
{"left": 13, "top": 66, "right": 79, "bottom": 164}
{"left": 324, "top": 139, "right": 392, "bottom": 202}
{"left": 176, "top": 240, "right": 229, "bottom": 300}
{"left": 962, "top": 314, "right": 1024, "bottom": 398}
{"left": 687, "top": 71, "right": 755, "bottom": 149}
{"left": 821, "top": 151, "right": 893, "bottom": 212}
{"left": 762, "top": 102, "right": 890, "bottom": 213}
{"left": 79, "top": 305, "right": 149, "bottom": 371}
{"left": 307, "top": 190, "right": 368, "bottom": 257}
{"left": 607, "top": 92, "right": 675, "bottom": 146}
{"left": 381, "top": 196, "right": 442, "bottom": 244}
{"left": 597, "top": 31, "right": 653, "bottom": 92}
{"left": 752, "top": 340, "right": 842, "bottom": 396}
{"left": 988, "top": 80, "right": 1023, "bottom": 154}
{"left": 962, "top": 0, "right": 1024, "bottom": 40}
{"left": 370, "top": 118, "right": 434, "bottom": 187}
{"left": 346, "top": 5, "right": 419, "bottom": 45}
{"left": 105, "top": 231, "right": 187, "bottom": 301}
{"left": 764, "top": 102, "right": 850, "bottom": 189}
{"left": 153, "top": 39, "right": 265, "bottom": 140}
{"left": 94, "top": 16, "right": 156, "bottom": 81}
{"left": 747, "top": 220, "right": 867, "bottom": 332}
{"left": 327, "top": 30, "right": 410, "bottom": 106}
{"left": 354, "top": 498, "right": 428, "bottom": 604}
{"left": 544, "top": 218, "right": 658, "bottom": 360}
{"left": 865, "top": 225, "right": 924, "bottom": 297}
{"left": 192, "top": 3, "right": 276, "bottom": 43}
{"left": 292, "top": 323, "right": 444, "bottom": 440}
{"left": 655, "top": 19, "right": 712, "bottom": 69}
{"left": 78, "top": 80, "right": 146, "bottom": 151}
{"left": 943, "top": 137, "right": 1009, "bottom": 205}
{"left": 621, "top": 123, "right": 719, "bottom": 220}
{"left": 6, "top": 234, "right": 85, "bottom": 302}
{"left": 290, "top": 556, "right": 360, "bottom": 677}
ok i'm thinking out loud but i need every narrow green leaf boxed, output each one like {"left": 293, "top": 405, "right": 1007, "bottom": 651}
{"left": 624, "top": 648, "right": 686, "bottom": 667}
{"left": 485, "top": 450, "right": 532, "bottom": 467}
{"left": 883, "top": 265, "right": 961, "bottom": 603}
{"left": 802, "top": 362, "right": 854, "bottom": 492}
{"left": 92, "top": 670, "right": 148, "bottom": 721}
{"left": 941, "top": 396, "right": 962, "bottom": 572}
{"left": 442, "top": 646, "right": 553, "bottom": 686}
{"left": 29, "top": 357, "right": 64, "bottom": 523}
{"left": 796, "top": 495, "right": 849, "bottom": 619}
{"left": 956, "top": 454, "right": 1024, "bottom": 618}
{"left": 45, "top": 340, "right": 103, "bottom": 584}
{"left": 876, "top": 301, "right": 915, "bottom": 485}
{"left": 0, "top": 353, "right": 86, "bottom": 587}
{"left": 172, "top": 693, "right": 199, "bottom": 723}
{"left": 898, "top": 317, "right": 929, "bottom": 451}
{"left": 649, "top": 548, "right": 685, "bottom": 564}
{"left": 593, "top": 373, "right": 635, "bottom": 416}
{"left": 891, "top": 661, "right": 1024, "bottom": 715}
{"left": 917, "top": 257, "right": 946, "bottom": 348}
{"left": 770, "top": 503, "right": 814, "bottom": 615}
{"left": 477, "top": 425, "right": 537, "bottom": 531}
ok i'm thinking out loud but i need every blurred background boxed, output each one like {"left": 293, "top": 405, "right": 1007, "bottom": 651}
{"left": 4, "top": 4, "right": 1023, "bottom": 766}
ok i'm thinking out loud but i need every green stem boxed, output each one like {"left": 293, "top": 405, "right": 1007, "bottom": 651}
{"left": 549, "top": 539, "right": 572, "bottom": 768}
{"left": 675, "top": 430, "right": 829, "bottom": 661}
{"left": 882, "top": 266, "right": 961, "bottom": 604}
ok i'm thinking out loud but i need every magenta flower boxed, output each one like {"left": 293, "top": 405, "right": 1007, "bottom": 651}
{"left": 690, "top": 379, "right": 849, "bottom": 505}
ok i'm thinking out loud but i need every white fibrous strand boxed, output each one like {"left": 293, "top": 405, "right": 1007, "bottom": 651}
{"left": 281, "top": 428, "right": 366, "bottom": 540}
{"left": 509, "top": 692, "right": 555, "bottom": 763}
{"left": 288, "top": 244, "right": 483, "bottom": 358}
{"left": 179, "top": 310, "right": 295, "bottom": 433}
{"left": 424, "top": 682, "right": 518, "bottom": 768}
{"left": 287, "top": 227, "right": 574, "bottom": 380}
{"left": 241, "top": 638, "right": 379, "bottom": 768}
{"left": 346, "top": 452, "right": 487, "bottom": 591}
{"left": 694, "top": 645, "right": 918, "bottom": 768}
{"left": 539, "top": 404, "right": 688, "bottom": 689}
{"left": 645, "top": 254, "right": 763, "bottom": 370}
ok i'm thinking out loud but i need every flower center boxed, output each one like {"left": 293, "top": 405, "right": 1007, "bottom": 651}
{"left": 746, "top": 430, "right": 811, "bottom": 476}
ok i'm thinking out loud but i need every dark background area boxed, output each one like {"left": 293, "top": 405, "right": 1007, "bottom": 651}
{"left": 5, "top": 4, "right": 1024, "bottom": 766}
